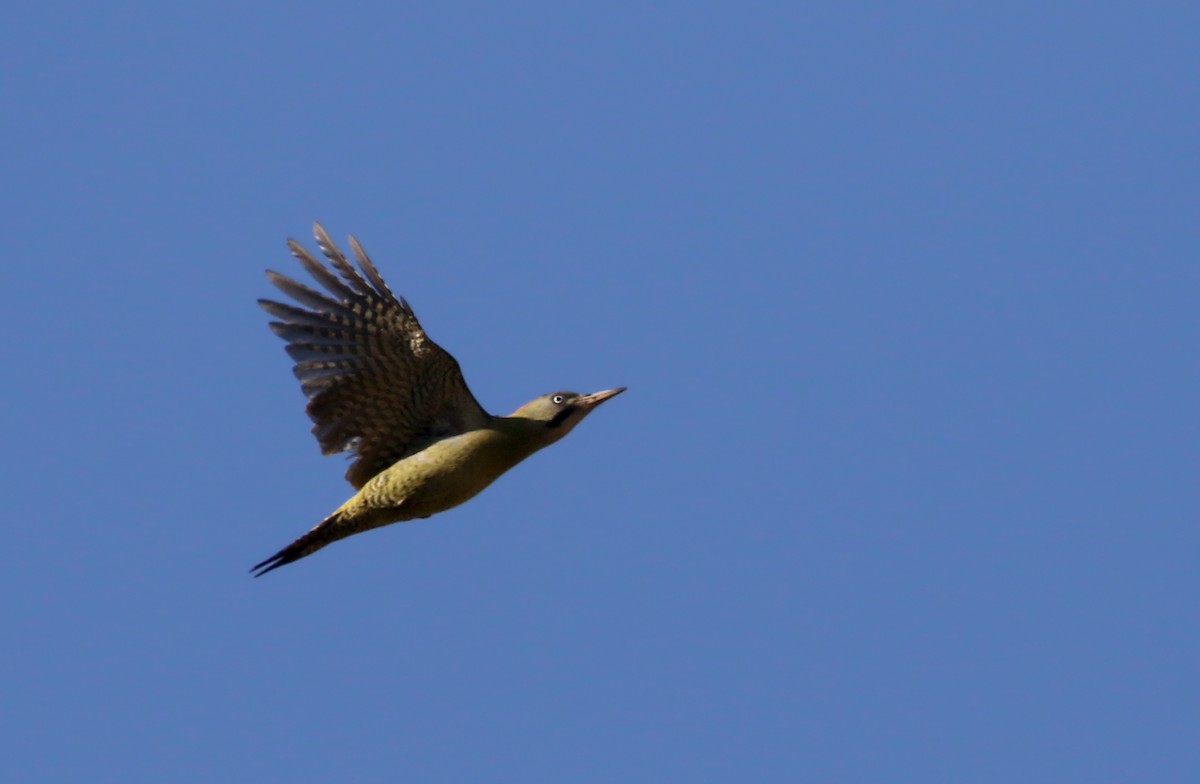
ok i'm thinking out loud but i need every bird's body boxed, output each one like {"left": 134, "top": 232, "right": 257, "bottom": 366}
{"left": 252, "top": 223, "right": 624, "bottom": 576}
{"left": 353, "top": 424, "right": 540, "bottom": 523}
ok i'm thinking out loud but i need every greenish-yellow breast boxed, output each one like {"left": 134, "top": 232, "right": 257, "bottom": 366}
{"left": 342, "top": 424, "right": 543, "bottom": 523}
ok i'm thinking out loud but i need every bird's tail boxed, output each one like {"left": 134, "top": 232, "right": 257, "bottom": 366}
{"left": 250, "top": 511, "right": 348, "bottom": 577}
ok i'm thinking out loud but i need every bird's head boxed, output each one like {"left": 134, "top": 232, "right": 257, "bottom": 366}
{"left": 510, "top": 387, "right": 627, "bottom": 442}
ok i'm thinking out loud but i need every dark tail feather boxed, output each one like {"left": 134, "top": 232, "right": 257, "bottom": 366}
{"left": 250, "top": 512, "right": 343, "bottom": 577}
{"left": 249, "top": 546, "right": 301, "bottom": 578}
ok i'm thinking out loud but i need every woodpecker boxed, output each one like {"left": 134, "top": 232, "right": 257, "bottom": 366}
{"left": 252, "top": 223, "right": 624, "bottom": 576}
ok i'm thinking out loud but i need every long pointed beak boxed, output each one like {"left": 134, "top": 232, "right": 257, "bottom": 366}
{"left": 577, "top": 386, "right": 627, "bottom": 408}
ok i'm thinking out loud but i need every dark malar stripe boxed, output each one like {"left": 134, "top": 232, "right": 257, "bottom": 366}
{"left": 546, "top": 405, "right": 576, "bottom": 429}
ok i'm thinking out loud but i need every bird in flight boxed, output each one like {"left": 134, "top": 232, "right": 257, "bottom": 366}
{"left": 251, "top": 223, "right": 625, "bottom": 576}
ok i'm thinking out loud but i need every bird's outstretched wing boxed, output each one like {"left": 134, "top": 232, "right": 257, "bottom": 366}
{"left": 261, "top": 222, "right": 491, "bottom": 488}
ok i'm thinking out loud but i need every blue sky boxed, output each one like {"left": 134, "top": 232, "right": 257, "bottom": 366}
{"left": 2, "top": 2, "right": 1196, "bottom": 781}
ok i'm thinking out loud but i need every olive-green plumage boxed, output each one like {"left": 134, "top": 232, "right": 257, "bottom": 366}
{"left": 251, "top": 223, "right": 624, "bottom": 576}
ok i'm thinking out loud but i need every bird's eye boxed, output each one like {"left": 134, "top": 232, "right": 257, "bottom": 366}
{"left": 552, "top": 395, "right": 565, "bottom": 405}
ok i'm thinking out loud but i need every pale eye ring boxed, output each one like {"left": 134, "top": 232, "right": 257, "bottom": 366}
{"left": 552, "top": 394, "right": 565, "bottom": 405}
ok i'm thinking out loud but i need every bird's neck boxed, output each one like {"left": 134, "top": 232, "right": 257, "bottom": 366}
{"left": 489, "top": 415, "right": 561, "bottom": 455}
